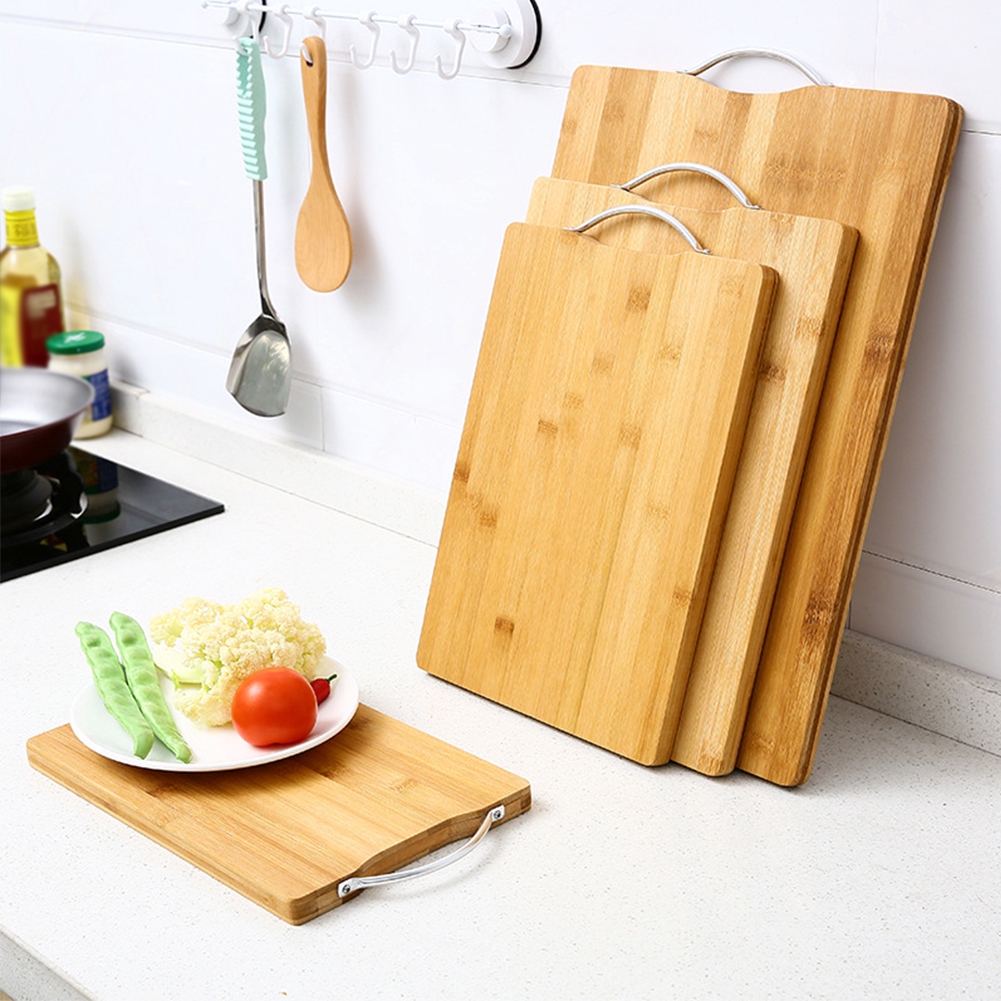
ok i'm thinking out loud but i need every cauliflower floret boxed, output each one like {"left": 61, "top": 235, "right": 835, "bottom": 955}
{"left": 148, "top": 587, "right": 326, "bottom": 727}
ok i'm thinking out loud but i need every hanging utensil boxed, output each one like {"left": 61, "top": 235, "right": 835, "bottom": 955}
{"left": 295, "top": 36, "right": 352, "bottom": 292}
{"left": 226, "top": 35, "right": 291, "bottom": 418}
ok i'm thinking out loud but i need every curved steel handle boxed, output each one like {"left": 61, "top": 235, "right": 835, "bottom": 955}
{"left": 683, "top": 48, "right": 832, "bottom": 87}
{"left": 337, "top": 805, "right": 505, "bottom": 898}
{"left": 565, "top": 204, "right": 709, "bottom": 254}
{"left": 613, "top": 162, "right": 760, "bottom": 210}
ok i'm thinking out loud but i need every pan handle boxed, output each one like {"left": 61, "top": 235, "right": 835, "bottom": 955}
{"left": 337, "top": 805, "right": 506, "bottom": 899}
{"left": 682, "top": 48, "right": 832, "bottom": 88}
{"left": 565, "top": 204, "right": 709, "bottom": 254}
{"left": 613, "top": 162, "right": 760, "bottom": 210}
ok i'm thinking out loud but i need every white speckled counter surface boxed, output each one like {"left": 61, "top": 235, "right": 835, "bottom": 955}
{"left": 3, "top": 430, "right": 1001, "bottom": 1001}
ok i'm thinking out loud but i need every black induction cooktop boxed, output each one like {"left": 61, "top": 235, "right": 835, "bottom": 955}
{"left": 1, "top": 446, "right": 224, "bottom": 582}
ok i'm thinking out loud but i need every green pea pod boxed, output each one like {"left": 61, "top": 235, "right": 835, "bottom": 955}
{"left": 109, "top": 611, "right": 192, "bottom": 764}
{"left": 75, "top": 622, "right": 154, "bottom": 759}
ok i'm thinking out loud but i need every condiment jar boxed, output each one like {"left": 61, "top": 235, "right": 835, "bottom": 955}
{"left": 46, "top": 329, "right": 113, "bottom": 438}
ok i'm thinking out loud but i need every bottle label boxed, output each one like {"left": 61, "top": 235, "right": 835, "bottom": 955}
{"left": 0, "top": 283, "right": 23, "bottom": 365}
{"left": 17, "top": 283, "right": 64, "bottom": 366}
{"left": 5, "top": 209, "right": 39, "bottom": 248}
{"left": 85, "top": 368, "right": 113, "bottom": 422}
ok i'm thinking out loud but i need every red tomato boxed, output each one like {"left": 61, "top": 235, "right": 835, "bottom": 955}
{"left": 231, "top": 667, "right": 318, "bottom": 747}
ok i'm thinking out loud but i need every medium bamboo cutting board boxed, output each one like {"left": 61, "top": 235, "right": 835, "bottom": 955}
{"left": 418, "top": 222, "right": 776, "bottom": 764}
{"left": 552, "top": 66, "right": 961, "bottom": 785}
{"left": 26, "top": 705, "right": 530, "bottom": 925}
{"left": 526, "top": 177, "right": 857, "bottom": 776}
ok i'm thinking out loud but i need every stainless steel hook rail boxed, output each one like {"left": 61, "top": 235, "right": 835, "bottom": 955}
{"left": 565, "top": 204, "right": 710, "bottom": 255}
{"left": 202, "top": 0, "right": 541, "bottom": 76}
{"left": 337, "top": 805, "right": 506, "bottom": 898}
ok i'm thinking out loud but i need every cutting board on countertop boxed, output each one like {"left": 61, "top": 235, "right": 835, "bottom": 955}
{"left": 26, "top": 705, "right": 530, "bottom": 925}
{"left": 418, "top": 222, "right": 776, "bottom": 765}
{"left": 552, "top": 66, "right": 961, "bottom": 785}
{"left": 526, "top": 177, "right": 857, "bottom": 777}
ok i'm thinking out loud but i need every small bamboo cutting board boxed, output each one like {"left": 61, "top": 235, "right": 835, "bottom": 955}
{"left": 552, "top": 66, "right": 961, "bottom": 784}
{"left": 26, "top": 705, "right": 530, "bottom": 925}
{"left": 526, "top": 177, "right": 857, "bottom": 776}
{"left": 418, "top": 222, "right": 776, "bottom": 764}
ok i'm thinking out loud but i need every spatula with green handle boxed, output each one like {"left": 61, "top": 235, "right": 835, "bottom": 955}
{"left": 225, "top": 35, "right": 292, "bottom": 418}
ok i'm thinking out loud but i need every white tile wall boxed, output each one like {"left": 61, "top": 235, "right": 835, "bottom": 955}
{"left": 875, "top": 0, "right": 1001, "bottom": 133}
{"left": 862, "top": 133, "right": 1001, "bottom": 593}
{"left": 2, "top": 1, "right": 1000, "bottom": 681}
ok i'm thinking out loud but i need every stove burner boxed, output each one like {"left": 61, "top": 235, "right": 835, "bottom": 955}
{"left": 1, "top": 447, "right": 224, "bottom": 582}
{"left": 1, "top": 468, "right": 54, "bottom": 530}
{"left": 1, "top": 451, "right": 86, "bottom": 546}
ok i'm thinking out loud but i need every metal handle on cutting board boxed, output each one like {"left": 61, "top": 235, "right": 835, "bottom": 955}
{"left": 613, "top": 162, "right": 761, "bottom": 210}
{"left": 337, "top": 805, "right": 505, "bottom": 898}
{"left": 683, "top": 48, "right": 832, "bottom": 87}
{"left": 565, "top": 204, "right": 710, "bottom": 254}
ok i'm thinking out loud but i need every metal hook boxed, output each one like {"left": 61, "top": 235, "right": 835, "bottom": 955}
{"left": 304, "top": 5, "right": 326, "bottom": 38}
{"left": 434, "top": 17, "right": 466, "bottom": 80}
{"left": 260, "top": 2, "right": 294, "bottom": 57}
{"left": 235, "top": 0, "right": 261, "bottom": 46}
{"left": 299, "top": 5, "right": 326, "bottom": 64}
{"left": 350, "top": 9, "right": 380, "bottom": 69}
{"left": 390, "top": 14, "right": 420, "bottom": 74}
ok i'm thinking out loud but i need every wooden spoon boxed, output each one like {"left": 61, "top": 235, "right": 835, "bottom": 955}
{"left": 295, "top": 36, "right": 352, "bottom": 292}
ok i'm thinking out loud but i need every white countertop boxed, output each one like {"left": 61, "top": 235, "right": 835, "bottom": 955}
{"left": 3, "top": 430, "right": 1001, "bottom": 1001}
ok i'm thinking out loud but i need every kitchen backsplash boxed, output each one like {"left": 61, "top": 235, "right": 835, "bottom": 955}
{"left": 2, "top": 0, "right": 1000, "bottom": 684}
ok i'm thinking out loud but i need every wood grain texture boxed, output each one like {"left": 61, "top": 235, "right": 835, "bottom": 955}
{"left": 418, "top": 222, "right": 776, "bottom": 764}
{"left": 295, "top": 35, "right": 352, "bottom": 292}
{"left": 26, "top": 706, "right": 530, "bottom": 924}
{"left": 552, "top": 67, "right": 961, "bottom": 784}
{"left": 526, "top": 177, "right": 857, "bottom": 776}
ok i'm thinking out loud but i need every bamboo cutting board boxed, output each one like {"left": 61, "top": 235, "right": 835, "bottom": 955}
{"left": 418, "top": 222, "right": 776, "bottom": 764}
{"left": 526, "top": 177, "right": 857, "bottom": 776}
{"left": 552, "top": 66, "right": 961, "bottom": 784}
{"left": 26, "top": 705, "right": 530, "bottom": 924}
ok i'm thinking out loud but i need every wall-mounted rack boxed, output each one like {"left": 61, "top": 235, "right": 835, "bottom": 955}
{"left": 202, "top": 0, "right": 542, "bottom": 78}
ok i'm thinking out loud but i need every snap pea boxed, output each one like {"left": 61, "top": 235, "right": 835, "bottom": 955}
{"left": 75, "top": 621, "right": 154, "bottom": 759}
{"left": 109, "top": 611, "right": 192, "bottom": 764}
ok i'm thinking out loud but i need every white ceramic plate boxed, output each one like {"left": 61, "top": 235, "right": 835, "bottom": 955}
{"left": 69, "top": 656, "right": 359, "bottom": 772}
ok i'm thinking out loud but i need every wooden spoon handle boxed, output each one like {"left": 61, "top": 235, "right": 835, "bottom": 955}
{"left": 300, "top": 36, "right": 332, "bottom": 184}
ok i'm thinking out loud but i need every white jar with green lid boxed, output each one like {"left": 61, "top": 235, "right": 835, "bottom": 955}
{"left": 46, "top": 329, "right": 113, "bottom": 438}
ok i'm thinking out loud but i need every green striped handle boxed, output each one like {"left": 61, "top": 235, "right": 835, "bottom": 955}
{"left": 236, "top": 36, "right": 267, "bottom": 181}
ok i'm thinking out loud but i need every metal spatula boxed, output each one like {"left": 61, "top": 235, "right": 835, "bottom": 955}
{"left": 226, "top": 35, "right": 291, "bottom": 417}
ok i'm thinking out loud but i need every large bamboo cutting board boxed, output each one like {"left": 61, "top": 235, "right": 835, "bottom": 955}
{"left": 26, "top": 705, "right": 530, "bottom": 925}
{"left": 526, "top": 177, "right": 857, "bottom": 776}
{"left": 418, "top": 222, "right": 776, "bottom": 764}
{"left": 552, "top": 66, "right": 961, "bottom": 785}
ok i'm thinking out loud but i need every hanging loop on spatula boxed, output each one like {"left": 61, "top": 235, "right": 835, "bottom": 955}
{"left": 565, "top": 204, "right": 710, "bottom": 254}
{"left": 682, "top": 47, "right": 832, "bottom": 87}
{"left": 337, "top": 805, "right": 506, "bottom": 898}
{"left": 613, "top": 162, "right": 761, "bottom": 210}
